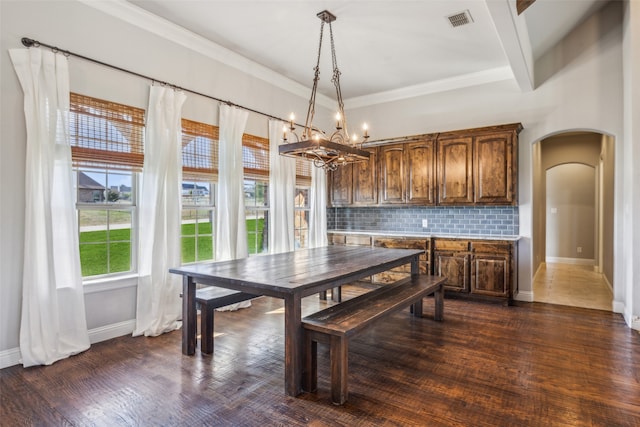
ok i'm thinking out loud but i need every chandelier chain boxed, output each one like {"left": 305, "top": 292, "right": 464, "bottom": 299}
{"left": 304, "top": 20, "right": 326, "bottom": 139}
{"left": 329, "top": 22, "right": 348, "bottom": 144}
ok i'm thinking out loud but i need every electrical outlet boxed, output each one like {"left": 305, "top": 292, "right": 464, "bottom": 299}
{"left": 577, "top": 247, "right": 582, "bottom": 253}
{"left": 422, "top": 219, "right": 428, "bottom": 228}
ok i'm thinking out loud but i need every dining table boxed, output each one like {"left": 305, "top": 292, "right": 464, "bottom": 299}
{"left": 169, "top": 245, "right": 423, "bottom": 397}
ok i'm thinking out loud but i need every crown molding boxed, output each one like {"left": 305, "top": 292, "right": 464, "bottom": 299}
{"left": 345, "top": 66, "right": 514, "bottom": 109}
{"left": 78, "top": 0, "right": 335, "bottom": 109}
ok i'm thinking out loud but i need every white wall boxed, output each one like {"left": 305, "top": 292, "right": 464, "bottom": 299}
{"left": 0, "top": 0, "right": 323, "bottom": 364}
{"left": 350, "top": 1, "right": 626, "bottom": 307}
{"left": 545, "top": 164, "right": 596, "bottom": 261}
{"left": 621, "top": 0, "right": 640, "bottom": 328}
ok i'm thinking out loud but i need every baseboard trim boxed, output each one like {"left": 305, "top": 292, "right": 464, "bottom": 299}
{"left": 603, "top": 274, "right": 613, "bottom": 293}
{"left": 0, "top": 320, "right": 136, "bottom": 369}
{"left": 513, "top": 290, "right": 534, "bottom": 302}
{"left": 0, "top": 347, "right": 21, "bottom": 369}
{"left": 88, "top": 320, "right": 136, "bottom": 344}
{"left": 612, "top": 300, "right": 625, "bottom": 314}
{"left": 545, "top": 257, "right": 594, "bottom": 266}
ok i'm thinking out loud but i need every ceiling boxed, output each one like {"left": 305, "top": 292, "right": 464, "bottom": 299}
{"left": 124, "top": 0, "right": 609, "bottom": 107}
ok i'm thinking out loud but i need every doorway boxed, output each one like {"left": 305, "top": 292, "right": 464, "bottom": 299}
{"left": 531, "top": 131, "right": 614, "bottom": 311}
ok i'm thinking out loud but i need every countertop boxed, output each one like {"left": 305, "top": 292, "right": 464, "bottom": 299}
{"left": 327, "top": 230, "right": 521, "bottom": 241}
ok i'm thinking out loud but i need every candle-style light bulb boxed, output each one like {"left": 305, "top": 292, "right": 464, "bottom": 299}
{"left": 289, "top": 113, "right": 295, "bottom": 130}
{"left": 335, "top": 112, "right": 341, "bottom": 129}
{"left": 282, "top": 125, "right": 288, "bottom": 141}
{"left": 362, "top": 123, "right": 369, "bottom": 138}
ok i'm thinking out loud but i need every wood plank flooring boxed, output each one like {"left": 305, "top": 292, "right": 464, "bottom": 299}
{"left": 1, "top": 285, "right": 639, "bottom": 426}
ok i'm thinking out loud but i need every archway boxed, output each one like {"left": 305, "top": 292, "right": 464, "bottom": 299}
{"left": 531, "top": 131, "right": 615, "bottom": 311}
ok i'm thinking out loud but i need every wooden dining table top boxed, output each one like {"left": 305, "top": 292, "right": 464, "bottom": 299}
{"left": 170, "top": 245, "right": 424, "bottom": 298}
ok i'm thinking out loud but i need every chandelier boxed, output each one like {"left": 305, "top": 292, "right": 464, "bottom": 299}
{"left": 278, "top": 10, "right": 370, "bottom": 171}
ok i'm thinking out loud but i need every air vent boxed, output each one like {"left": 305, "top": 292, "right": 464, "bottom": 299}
{"left": 447, "top": 10, "right": 474, "bottom": 28}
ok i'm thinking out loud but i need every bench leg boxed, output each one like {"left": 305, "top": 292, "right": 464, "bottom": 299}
{"left": 200, "top": 304, "right": 214, "bottom": 354}
{"left": 331, "top": 286, "right": 342, "bottom": 302}
{"left": 434, "top": 284, "right": 444, "bottom": 321}
{"left": 330, "top": 335, "right": 348, "bottom": 405}
{"left": 411, "top": 297, "right": 424, "bottom": 318}
{"left": 319, "top": 291, "right": 327, "bottom": 300}
{"left": 302, "top": 332, "right": 318, "bottom": 392}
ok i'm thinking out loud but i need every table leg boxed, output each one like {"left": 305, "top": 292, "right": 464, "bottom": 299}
{"left": 182, "top": 275, "right": 196, "bottom": 355}
{"left": 411, "top": 254, "right": 419, "bottom": 276}
{"left": 283, "top": 294, "right": 303, "bottom": 396}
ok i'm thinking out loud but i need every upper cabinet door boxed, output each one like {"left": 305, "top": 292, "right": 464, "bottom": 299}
{"left": 437, "top": 137, "right": 474, "bottom": 205}
{"left": 328, "top": 163, "right": 353, "bottom": 206}
{"left": 353, "top": 147, "right": 377, "bottom": 205}
{"left": 379, "top": 144, "right": 405, "bottom": 204}
{"left": 474, "top": 132, "right": 515, "bottom": 205}
{"left": 406, "top": 139, "right": 435, "bottom": 205}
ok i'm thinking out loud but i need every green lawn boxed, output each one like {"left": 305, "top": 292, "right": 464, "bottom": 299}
{"left": 79, "top": 219, "right": 264, "bottom": 277}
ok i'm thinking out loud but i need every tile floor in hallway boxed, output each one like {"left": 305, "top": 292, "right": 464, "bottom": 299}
{"left": 533, "top": 262, "right": 613, "bottom": 311}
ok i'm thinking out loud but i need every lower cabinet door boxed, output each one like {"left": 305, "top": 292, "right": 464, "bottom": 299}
{"left": 471, "top": 254, "right": 510, "bottom": 297}
{"left": 434, "top": 251, "right": 470, "bottom": 292}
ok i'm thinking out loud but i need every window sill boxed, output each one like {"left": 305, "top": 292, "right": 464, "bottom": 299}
{"left": 83, "top": 274, "right": 138, "bottom": 294}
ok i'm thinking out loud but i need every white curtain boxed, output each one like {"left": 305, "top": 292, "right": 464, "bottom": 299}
{"left": 134, "top": 86, "right": 186, "bottom": 337}
{"left": 216, "top": 105, "right": 251, "bottom": 311}
{"left": 10, "top": 48, "right": 90, "bottom": 367}
{"left": 268, "top": 119, "right": 296, "bottom": 253}
{"left": 308, "top": 166, "right": 328, "bottom": 248}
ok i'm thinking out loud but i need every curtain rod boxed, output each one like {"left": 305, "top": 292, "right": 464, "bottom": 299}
{"left": 21, "top": 37, "right": 297, "bottom": 125}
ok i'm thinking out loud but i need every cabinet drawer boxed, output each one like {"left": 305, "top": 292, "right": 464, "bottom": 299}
{"left": 433, "top": 240, "right": 470, "bottom": 251}
{"left": 373, "top": 237, "right": 429, "bottom": 262}
{"left": 372, "top": 261, "right": 429, "bottom": 284}
{"left": 329, "top": 234, "right": 346, "bottom": 245}
{"left": 471, "top": 241, "right": 511, "bottom": 254}
{"left": 346, "top": 235, "right": 371, "bottom": 246}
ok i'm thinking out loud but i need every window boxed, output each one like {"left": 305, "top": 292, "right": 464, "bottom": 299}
{"left": 181, "top": 119, "right": 217, "bottom": 263}
{"left": 70, "top": 93, "right": 145, "bottom": 278}
{"left": 295, "top": 155, "right": 312, "bottom": 249}
{"left": 243, "top": 133, "right": 270, "bottom": 255}
{"left": 294, "top": 187, "right": 310, "bottom": 249}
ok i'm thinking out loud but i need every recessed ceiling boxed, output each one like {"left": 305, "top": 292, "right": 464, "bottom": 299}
{"left": 124, "top": 0, "right": 609, "bottom": 106}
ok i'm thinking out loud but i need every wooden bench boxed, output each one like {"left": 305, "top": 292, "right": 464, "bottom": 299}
{"left": 302, "top": 274, "right": 446, "bottom": 405}
{"left": 194, "top": 287, "right": 255, "bottom": 354}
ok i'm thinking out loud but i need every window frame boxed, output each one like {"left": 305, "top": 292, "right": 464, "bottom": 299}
{"left": 69, "top": 93, "right": 145, "bottom": 280}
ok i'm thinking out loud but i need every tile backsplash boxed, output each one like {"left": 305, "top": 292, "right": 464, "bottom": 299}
{"left": 328, "top": 206, "right": 519, "bottom": 236}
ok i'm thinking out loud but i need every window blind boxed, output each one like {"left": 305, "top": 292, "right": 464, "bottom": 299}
{"left": 182, "top": 118, "right": 219, "bottom": 181}
{"left": 295, "top": 157, "right": 312, "bottom": 187}
{"left": 242, "top": 133, "right": 269, "bottom": 180}
{"left": 69, "top": 93, "right": 145, "bottom": 171}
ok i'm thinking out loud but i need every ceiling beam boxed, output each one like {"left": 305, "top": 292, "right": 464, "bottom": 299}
{"left": 485, "top": 0, "right": 534, "bottom": 92}
{"left": 516, "top": 0, "right": 536, "bottom": 15}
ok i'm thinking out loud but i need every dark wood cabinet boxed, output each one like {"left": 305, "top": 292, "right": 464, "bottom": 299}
{"left": 437, "top": 137, "right": 474, "bottom": 205}
{"left": 329, "top": 123, "right": 521, "bottom": 207}
{"left": 434, "top": 238, "right": 515, "bottom": 302}
{"left": 329, "top": 147, "right": 377, "bottom": 206}
{"left": 329, "top": 163, "right": 352, "bottom": 206}
{"left": 328, "top": 232, "right": 517, "bottom": 303}
{"left": 433, "top": 239, "right": 471, "bottom": 292}
{"left": 371, "top": 237, "right": 431, "bottom": 284}
{"left": 470, "top": 241, "right": 512, "bottom": 298}
{"left": 353, "top": 147, "right": 377, "bottom": 205}
{"left": 474, "top": 131, "right": 516, "bottom": 205}
{"left": 379, "top": 144, "right": 405, "bottom": 204}
{"left": 406, "top": 139, "right": 436, "bottom": 205}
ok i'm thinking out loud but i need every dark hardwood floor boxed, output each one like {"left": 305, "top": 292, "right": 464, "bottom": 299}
{"left": 2, "top": 284, "right": 639, "bottom": 426}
